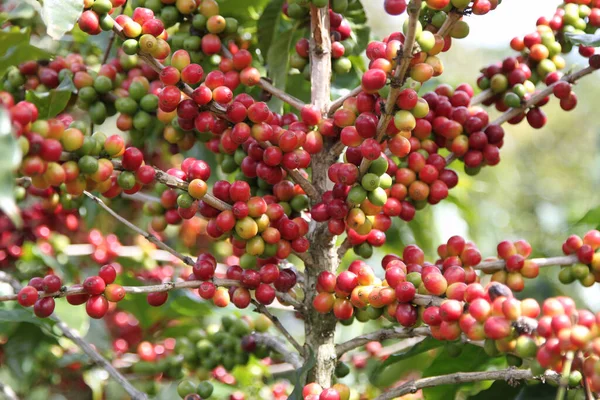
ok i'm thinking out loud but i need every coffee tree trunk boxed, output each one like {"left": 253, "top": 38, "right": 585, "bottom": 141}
{"left": 303, "top": 4, "right": 338, "bottom": 387}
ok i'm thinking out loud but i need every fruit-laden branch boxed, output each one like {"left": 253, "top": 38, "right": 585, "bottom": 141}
{"left": 335, "top": 326, "right": 431, "bottom": 357}
{"left": 2, "top": 271, "right": 148, "bottom": 400}
{"left": 251, "top": 300, "right": 305, "bottom": 356}
{"left": 374, "top": 368, "right": 561, "bottom": 400}
{"left": 336, "top": 237, "right": 352, "bottom": 260}
{"left": 109, "top": 159, "right": 232, "bottom": 211}
{"left": 446, "top": 65, "right": 597, "bottom": 165}
{"left": 491, "top": 65, "right": 596, "bottom": 126}
{"left": 474, "top": 254, "right": 579, "bottom": 273}
{"left": 0, "top": 276, "right": 302, "bottom": 309}
{"left": 358, "top": 0, "right": 423, "bottom": 177}
{"left": 253, "top": 333, "right": 303, "bottom": 369}
{"left": 81, "top": 190, "right": 303, "bottom": 309}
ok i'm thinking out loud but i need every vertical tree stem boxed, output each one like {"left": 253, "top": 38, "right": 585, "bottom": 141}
{"left": 304, "top": 4, "right": 338, "bottom": 389}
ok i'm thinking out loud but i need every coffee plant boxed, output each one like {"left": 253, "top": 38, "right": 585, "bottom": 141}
{"left": 1, "top": 0, "right": 600, "bottom": 398}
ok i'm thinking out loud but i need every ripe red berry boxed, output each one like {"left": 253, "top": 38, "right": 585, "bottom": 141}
{"left": 99, "top": 264, "right": 117, "bottom": 284}
{"left": 83, "top": 276, "right": 106, "bottom": 295}
{"left": 42, "top": 275, "right": 62, "bottom": 293}
{"left": 86, "top": 295, "right": 109, "bottom": 319}
{"left": 34, "top": 297, "right": 55, "bottom": 318}
{"left": 17, "top": 286, "right": 38, "bottom": 307}
{"left": 147, "top": 292, "right": 168, "bottom": 307}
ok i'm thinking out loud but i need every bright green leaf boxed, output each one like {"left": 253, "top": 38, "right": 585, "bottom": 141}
{"left": 565, "top": 32, "right": 600, "bottom": 47}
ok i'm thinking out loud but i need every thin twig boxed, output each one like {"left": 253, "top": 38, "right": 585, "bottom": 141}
{"left": 83, "top": 190, "right": 196, "bottom": 266}
{"left": 437, "top": 9, "right": 463, "bottom": 37}
{"left": 52, "top": 317, "right": 148, "bottom": 400}
{"left": 358, "top": 0, "right": 422, "bottom": 177}
{"left": 110, "top": 159, "right": 231, "bottom": 211}
{"left": 336, "top": 237, "right": 352, "bottom": 260}
{"left": 253, "top": 333, "right": 303, "bottom": 369}
{"left": 471, "top": 88, "right": 494, "bottom": 106}
{"left": 257, "top": 78, "right": 306, "bottom": 111}
{"left": 374, "top": 368, "right": 561, "bottom": 400}
{"left": 556, "top": 351, "right": 574, "bottom": 400}
{"left": 328, "top": 86, "right": 362, "bottom": 116}
{"left": 3, "top": 272, "right": 147, "bottom": 400}
{"left": 474, "top": 254, "right": 579, "bottom": 273}
{"left": 491, "top": 66, "right": 596, "bottom": 126}
{"left": 335, "top": 326, "right": 431, "bottom": 357}
{"left": 251, "top": 300, "right": 304, "bottom": 356}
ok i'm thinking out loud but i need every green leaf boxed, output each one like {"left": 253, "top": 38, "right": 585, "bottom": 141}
{"left": 0, "top": 108, "right": 22, "bottom": 228}
{"left": 5, "top": 2, "right": 36, "bottom": 21}
{"left": 0, "top": 31, "right": 52, "bottom": 78}
{"left": 4, "top": 323, "right": 54, "bottom": 381}
{"left": 218, "top": 0, "right": 270, "bottom": 18}
{"left": 266, "top": 24, "right": 297, "bottom": 114}
{"left": 467, "top": 380, "right": 522, "bottom": 400}
{"left": 41, "top": 0, "right": 84, "bottom": 40}
{"left": 565, "top": 32, "right": 600, "bottom": 47}
{"left": 257, "top": 0, "right": 285, "bottom": 57}
{"left": 288, "top": 349, "right": 317, "bottom": 400}
{"left": 0, "top": 308, "right": 45, "bottom": 327}
{"left": 372, "top": 337, "right": 443, "bottom": 378}
{"left": 422, "top": 344, "right": 507, "bottom": 400}
{"left": 26, "top": 75, "right": 76, "bottom": 119}
{"left": 574, "top": 204, "right": 600, "bottom": 228}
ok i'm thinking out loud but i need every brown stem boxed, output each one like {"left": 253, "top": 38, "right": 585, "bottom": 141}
{"left": 470, "top": 88, "right": 494, "bottom": 106}
{"left": 253, "top": 333, "right": 303, "bottom": 369}
{"left": 374, "top": 368, "right": 561, "bottom": 400}
{"left": 358, "top": 0, "right": 423, "bottom": 177}
{"left": 328, "top": 86, "right": 362, "bottom": 116}
{"left": 335, "top": 326, "right": 431, "bottom": 357}
{"left": 257, "top": 78, "right": 306, "bottom": 111}
{"left": 437, "top": 9, "right": 463, "bottom": 37}
{"left": 251, "top": 300, "right": 304, "bottom": 355}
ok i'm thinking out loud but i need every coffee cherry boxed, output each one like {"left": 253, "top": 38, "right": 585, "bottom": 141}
{"left": 86, "top": 295, "right": 108, "bottom": 319}
{"left": 42, "top": 275, "right": 62, "bottom": 293}
{"left": 384, "top": 0, "right": 407, "bottom": 15}
{"left": 147, "top": 291, "right": 168, "bottom": 306}
{"left": 34, "top": 297, "right": 55, "bottom": 318}
{"left": 105, "top": 284, "right": 126, "bottom": 302}
{"left": 83, "top": 276, "right": 106, "bottom": 295}
{"left": 17, "top": 286, "right": 38, "bottom": 307}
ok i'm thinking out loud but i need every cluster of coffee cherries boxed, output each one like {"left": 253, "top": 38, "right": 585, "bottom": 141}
{"left": 476, "top": 1, "right": 600, "bottom": 126}
{"left": 2, "top": 54, "right": 88, "bottom": 94}
{"left": 78, "top": 0, "right": 125, "bottom": 35}
{"left": 486, "top": 239, "right": 539, "bottom": 292}
{"left": 190, "top": 253, "right": 298, "bottom": 309}
{"left": 16, "top": 263, "right": 122, "bottom": 319}
{"left": 301, "top": 382, "right": 350, "bottom": 400}
{"left": 559, "top": 230, "right": 600, "bottom": 286}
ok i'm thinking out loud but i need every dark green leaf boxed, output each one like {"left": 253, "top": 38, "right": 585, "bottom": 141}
{"left": 422, "top": 344, "right": 507, "bottom": 400}
{"left": 565, "top": 32, "right": 600, "bottom": 47}
{"left": 257, "top": 0, "right": 285, "bottom": 57}
{"left": 467, "top": 380, "right": 522, "bottom": 400}
{"left": 25, "top": 75, "right": 76, "bottom": 119}
{"left": 372, "top": 337, "right": 443, "bottom": 377}
{"left": 514, "top": 382, "right": 558, "bottom": 400}
{"left": 266, "top": 24, "right": 297, "bottom": 113}
{"left": 574, "top": 204, "right": 600, "bottom": 228}
{"left": 0, "top": 308, "right": 45, "bottom": 327}
{"left": 0, "top": 108, "right": 22, "bottom": 228}
{"left": 0, "top": 31, "right": 52, "bottom": 78}
{"left": 4, "top": 323, "right": 54, "bottom": 381}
